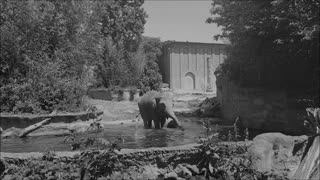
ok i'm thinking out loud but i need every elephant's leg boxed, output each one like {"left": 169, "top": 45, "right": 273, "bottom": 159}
{"left": 160, "top": 118, "right": 166, "bottom": 128}
{"left": 147, "top": 119, "right": 153, "bottom": 128}
{"left": 153, "top": 116, "right": 161, "bottom": 129}
{"left": 158, "top": 116, "right": 165, "bottom": 128}
{"left": 140, "top": 112, "right": 152, "bottom": 129}
{"left": 154, "top": 120, "right": 160, "bottom": 129}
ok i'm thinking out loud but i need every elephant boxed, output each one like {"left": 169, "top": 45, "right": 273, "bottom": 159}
{"left": 138, "top": 91, "right": 184, "bottom": 131}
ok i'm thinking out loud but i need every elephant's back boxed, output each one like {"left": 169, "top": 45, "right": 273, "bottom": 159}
{"left": 138, "top": 91, "right": 159, "bottom": 107}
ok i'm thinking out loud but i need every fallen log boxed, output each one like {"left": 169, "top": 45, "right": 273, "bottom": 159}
{"left": 19, "top": 118, "right": 52, "bottom": 138}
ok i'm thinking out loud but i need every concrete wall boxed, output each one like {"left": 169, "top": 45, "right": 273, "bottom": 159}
{"left": 216, "top": 75, "right": 306, "bottom": 135}
{"left": 160, "top": 42, "right": 227, "bottom": 91}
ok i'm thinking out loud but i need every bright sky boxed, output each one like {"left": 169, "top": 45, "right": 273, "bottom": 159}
{"left": 142, "top": 0, "right": 223, "bottom": 43}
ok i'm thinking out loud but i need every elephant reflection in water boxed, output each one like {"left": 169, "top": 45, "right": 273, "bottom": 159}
{"left": 138, "top": 91, "right": 184, "bottom": 131}
{"left": 143, "top": 129, "right": 168, "bottom": 147}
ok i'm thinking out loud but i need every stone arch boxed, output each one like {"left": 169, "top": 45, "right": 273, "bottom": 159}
{"left": 184, "top": 72, "right": 195, "bottom": 90}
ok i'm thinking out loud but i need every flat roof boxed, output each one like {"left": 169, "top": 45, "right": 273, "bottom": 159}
{"left": 163, "top": 40, "right": 228, "bottom": 46}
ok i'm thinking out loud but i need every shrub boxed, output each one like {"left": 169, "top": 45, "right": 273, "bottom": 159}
{"left": 138, "top": 61, "right": 163, "bottom": 94}
{"left": 0, "top": 61, "right": 88, "bottom": 114}
{"left": 128, "top": 87, "right": 138, "bottom": 101}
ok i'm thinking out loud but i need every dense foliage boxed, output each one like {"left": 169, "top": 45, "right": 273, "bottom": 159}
{"left": 0, "top": 138, "right": 281, "bottom": 180}
{"left": 94, "top": 0, "right": 147, "bottom": 88}
{"left": 207, "top": 0, "right": 319, "bottom": 92}
{"left": 0, "top": 0, "right": 148, "bottom": 113}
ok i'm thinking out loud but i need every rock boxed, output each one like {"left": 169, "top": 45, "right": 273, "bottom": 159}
{"left": 198, "top": 97, "right": 221, "bottom": 117}
{"left": 249, "top": 132, "right": 308, "bottom": 173}
{"left": 185, "top": 164, "right": 199, "bottom": 175}
{"left": 0, "top": 127, "right": 3, "bottom": 134}
{"left": 164, "top": 171, "right": 178, "bottom": 180}
{"left": 141, "top": 165, "right": 159, "bottom": 180}
{"left": 167, "top": 120, "right": 178, "bottom": 128}
{"left": 174, "top": 164, "right": 192, "bottom": 177}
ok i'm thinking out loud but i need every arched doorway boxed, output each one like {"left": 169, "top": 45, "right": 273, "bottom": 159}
{"left": 184, "top": 72, "right": 195, "bottom": 90}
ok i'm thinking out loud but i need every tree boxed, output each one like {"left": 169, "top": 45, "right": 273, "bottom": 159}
{"left": 137, "top": 37, "right": 163, "bottom": 93}
{"left": 207, "top": 0, "right": 319, "bottom": 91}
{"left": 94, "top": 0, "right": 147, "bottom": 88}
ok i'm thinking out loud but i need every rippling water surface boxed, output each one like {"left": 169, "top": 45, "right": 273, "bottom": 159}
{"left": 2, "top": 117, "right": 224, "bottom": 153}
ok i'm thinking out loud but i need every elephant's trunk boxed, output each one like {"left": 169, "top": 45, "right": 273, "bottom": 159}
{"left": 166, "top": 109, "right": 184, "bottom": 131}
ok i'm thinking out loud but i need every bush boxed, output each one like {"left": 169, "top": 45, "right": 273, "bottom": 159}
{"left": 137, "top": 37, "right": 163, "bottom": 93}
{"left": 138, "top": 61, "right": 162, "bottom": 93}
{"left": 128, "top": 87, "right": 138, "bottom": 101}
{"left": 0, "top": 61, "right": 88, "bottom": 114}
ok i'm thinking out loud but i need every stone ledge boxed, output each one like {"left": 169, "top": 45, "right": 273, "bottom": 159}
{"left": 0, "top": 111, "right": 103, "bottom": 130}
{"left": 0, "top": 143, "right": 201, "bottom": 159}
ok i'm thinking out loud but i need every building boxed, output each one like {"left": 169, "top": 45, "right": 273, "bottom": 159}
{"left": 159, "top": 41, "right": 227, "bottom": 92}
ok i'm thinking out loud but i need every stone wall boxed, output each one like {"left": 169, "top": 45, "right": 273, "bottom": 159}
{"left": 216, "top": 74, "right": 306, "bottom": 135}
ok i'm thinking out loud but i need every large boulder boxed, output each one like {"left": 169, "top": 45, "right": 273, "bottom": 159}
{"left": 140, "top": 165, "right": 159, "bottom": 180}
{"left": 197, "top": 97, "right": 221, "bottom": 117}
{"left": 248, "top": 133, "right": 307, "bottom": 175}
{"left": 164, "top": 171, "right": 178, "bottom": 179}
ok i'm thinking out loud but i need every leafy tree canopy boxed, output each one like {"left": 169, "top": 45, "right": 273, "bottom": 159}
{"left": 207, "top": 0, "right": 319, "bottom": 90}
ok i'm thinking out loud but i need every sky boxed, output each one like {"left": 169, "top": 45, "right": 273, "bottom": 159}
{"left": 142, "top": 0, "right": 223, "bottom": 43}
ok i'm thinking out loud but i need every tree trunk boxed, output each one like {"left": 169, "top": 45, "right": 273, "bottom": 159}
{"left": 19, "top": 118, "right": 52, "bottom": 138}
{"left": 293, "top": 135, "right": 320, "bottom": 180}
{"left": 293, "top": 108, "right": 320, "bottom": 179}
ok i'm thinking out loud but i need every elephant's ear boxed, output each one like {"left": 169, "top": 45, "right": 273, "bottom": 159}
{"left": 155, "top": 97, "right": 161, "bottom": 105}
